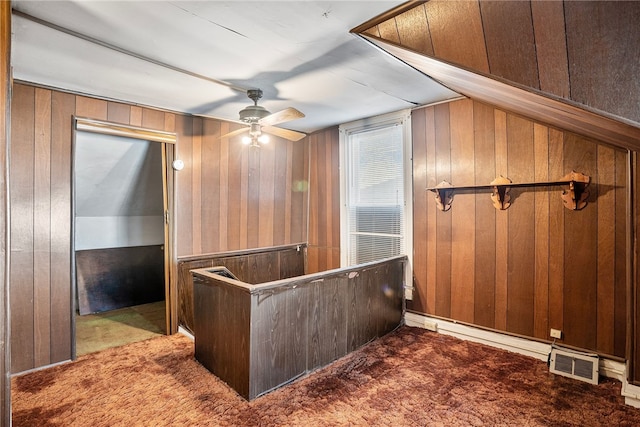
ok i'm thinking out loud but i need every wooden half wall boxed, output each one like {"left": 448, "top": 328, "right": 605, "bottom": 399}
{"left": 9, "top": 82, "right": 309, "bottom": 374}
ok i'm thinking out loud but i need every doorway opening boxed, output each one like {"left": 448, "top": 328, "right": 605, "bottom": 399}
{"left": 72, "top": 118, "right": 177, "bottom": 356}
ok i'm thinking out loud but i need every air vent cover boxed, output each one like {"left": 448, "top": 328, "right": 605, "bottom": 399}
{"left": 549, "top": 347, "right": 599, "bottom": 385}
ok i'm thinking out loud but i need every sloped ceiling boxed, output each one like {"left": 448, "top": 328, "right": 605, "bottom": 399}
{"left": 10, "top": 1, "right": 461, "bottom": 134}
{"left": 359, "top": 0, "right": 640, "bottom": 130}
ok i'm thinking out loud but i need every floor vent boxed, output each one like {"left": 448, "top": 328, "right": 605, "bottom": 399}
{"left": 549, "top": 347, "right": 599, "bottom": 385}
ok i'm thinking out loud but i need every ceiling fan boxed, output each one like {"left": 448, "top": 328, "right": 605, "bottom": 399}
{"left": 223, "top": 89, "right": 306, "bottom": 147}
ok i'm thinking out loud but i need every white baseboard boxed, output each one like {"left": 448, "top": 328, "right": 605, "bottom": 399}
{"left": 404, "top": 312, "right": 630, "bottom": 400}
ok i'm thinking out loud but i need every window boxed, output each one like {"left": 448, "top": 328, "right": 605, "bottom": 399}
{"left": 339, "top": 110, "right": 412, "bottom": 274}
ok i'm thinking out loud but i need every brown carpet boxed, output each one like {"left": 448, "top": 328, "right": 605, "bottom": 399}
{"left": 12, "top": 326, "right": 640, "bottom": 426}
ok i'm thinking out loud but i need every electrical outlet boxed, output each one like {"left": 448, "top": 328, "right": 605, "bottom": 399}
{"left": 424, "top": 319, "right": 438, "bottom": 332}
{"left": 550, "top": 328, "right": 562, "bottom": 339}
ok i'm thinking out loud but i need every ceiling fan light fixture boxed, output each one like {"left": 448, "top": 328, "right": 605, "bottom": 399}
{"left": 241, "top": 136, "right": 252, "bottom": 145}
{"left": 257, "top": 134, "right": 269, "bottom": 144}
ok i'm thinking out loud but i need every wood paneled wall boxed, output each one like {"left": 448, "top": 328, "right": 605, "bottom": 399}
{"left": 362, "top": 1, "right": 640, "bottom": 127}
{"left": 307, "top": 126, "right": 341, "bottom": 273}
{"left": 411, "top": 99, "right": 628, "bottom": 358}
{"left": 2, "top": 1, "right": 11, "bottom": 422}
{"left": 9, "top": 82, "right": 309, "bottom": 373}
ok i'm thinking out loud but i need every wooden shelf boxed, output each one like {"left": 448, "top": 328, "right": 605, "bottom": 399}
{"left": 427, "top": 171, "right": 590, "bottom": 211}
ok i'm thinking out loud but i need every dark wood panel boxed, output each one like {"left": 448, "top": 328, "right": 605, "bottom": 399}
{"left": 424, "top": 0, "right": 489, "bottom": 72}
{"left": 530, "top": 1, "right": 570, "bottom": 98}
{"left": 565, "top": 2, "right": 640, "bottom": 124}
{"left": 10, "top": 84, "right": 36, "bottom": 373}
{"left": 473, "top": 101, "right": 496, "bottom": 328}
{"left": 596, "top": 145, "right": 616, "bottom": 354}
{"left": 34, "top": 88, "right": 52, "bottom": 366}
{"left": 563, "top": 134, "right": 598, "bottom": 350}
{"left": 479, "top": 0, "right": 539, "bottom": 89}
{"left": 614, "top": 150, "right": 627, "bottom": 357}
{"left": 50, "top": 91, "right": 75, "bottom": 364}
{"left": 365, "top": 37, "right": 640, "bottom": 151}
{"left": 76, "top": 246, "right": 165, "bottom": 314}
{"left": 309, "top": 277, "right": 347, "bottom": 368}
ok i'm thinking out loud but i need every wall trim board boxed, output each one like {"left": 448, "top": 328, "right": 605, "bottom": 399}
{"left": 404, "top": 311, "right": 626, "bottom": 383}
{"left": 362, "top": 35, "right": 640, "bottom": 152}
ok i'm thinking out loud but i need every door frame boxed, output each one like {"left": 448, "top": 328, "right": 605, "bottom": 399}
{"left": 71, "top": 118, "right": 178, "bottom": 356}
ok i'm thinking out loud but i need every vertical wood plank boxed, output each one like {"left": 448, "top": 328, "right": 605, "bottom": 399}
{"left": 141, "top": 108, "right": 165, "bottom": 130}
{"left": 425, "top": 107, "right": 437, "bottom": 315}
{"left": 479, "top": 0, "right": 539, "bottom": 88}
{"left": 34, "top": 88, "right": 52, "bottom": 366}
{"left": 219, "top": 123, "right": 229, "bottom": 250}
{"left": 227, "top": 131, "right": 243, "bottom": 251}
{"left": 308, "top": 133, "right": 319, "bottom": 256}
{"left": 506, "top": 114, "right": 535, "bottom": 337}
{"left": 258, "top": 139, "right": 276, "bottom": 248}
{"left": 0, "top": 4, "right": 9, "bottom": 413}
{"left": 284, "top": 140, "right": 293, "bottom": 244}
{"left": 106, "top": 102, "right": 131, "bottom": 125}
{"left": 272, "top": 138, "right": 288, "bottom": 247}
{"left": 411, "top": 108, "right": 428, "bottom": 313}
{"left": 563, "top": 133, "right": 597, "bottom": 350}
{"left": 377, "top": 18, "right": 400, "bottom": 43}
{"left": 395, "top": 4, "right": 434, "bottom": 56}
{"left": 533, "top": 123, "right": 550, "bottom": 340}
{"left": 129, "top": 106, "right": 143, "bottom": 127}
{"left": 191, "top": 118, "right": 203, "bottom": 253}
{"left": 494, "top": 109, "right": 508, "bottom": 330}
{"left": 201, "top": 118, "right": 221, "bottom": 253}
{"left": 239, "top": 138, "right": 250, "bottom": 248}
{"left": 596, "top": 144, "right": 615, "bottom": 355}
{"left": 434, "top": 103, "right": 451, "bottom": 318}
{"left": 473, "top": 101, "right": 496, "bottom": 328}
{"left": 75, "top": 96, "right": 107, "bottom": 120}
{"left": 530, "top": 1, "right": 570, "bottom": 98}
{"left": 49, "top": 91, "right": 75, "bottom": 363}
{"left": 449, "top": 100, "right": 475, "bottom": 324}
{"left": 247, "top": 147, "right": 260, "bottom": 249}
{"left": 10, "top": 84, "right": 36, "bottom": 373}
{"left": 330, "top": 127, "right": 340, "bottom": 266}
{"left": 548, "top": 128, "right": 564, "bottom": 335}
{"left": 614, "top": 150, "right": 627, "bottom": 357}
{"left": 425, "top": 0, "right": 489, "bottom": 73}
{"left": 175, "top": 115, "right": 193, "bottom": 256}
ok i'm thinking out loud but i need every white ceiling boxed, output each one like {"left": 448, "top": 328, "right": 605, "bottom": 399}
{"left": 11, "top": 1, "right": 460, "bottom": 134}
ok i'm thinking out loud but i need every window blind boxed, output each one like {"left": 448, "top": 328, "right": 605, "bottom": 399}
{"left": 346, "top": 124, "right": 405, "bottom": 265}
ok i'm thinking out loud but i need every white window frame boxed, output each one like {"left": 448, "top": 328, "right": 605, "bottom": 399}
{"left": 339, "top": 110, "right": 413, "bottom": 298}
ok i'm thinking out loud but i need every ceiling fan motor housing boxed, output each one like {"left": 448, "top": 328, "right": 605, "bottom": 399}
{"left": 239, "top": 104, "right": 271, "bottom": 122}
{"left": 239, "top": 88, "right": 271, "bottom": 122}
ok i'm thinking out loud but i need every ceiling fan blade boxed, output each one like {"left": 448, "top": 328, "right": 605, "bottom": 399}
{"left": 259, "top": 107, "right": 305, "bottom": 127}
{"left": 220, "top": 126, "right": 249, "bottom": 139}
{"left": 262, "top": 125, "right": 306, "bottom": 142}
